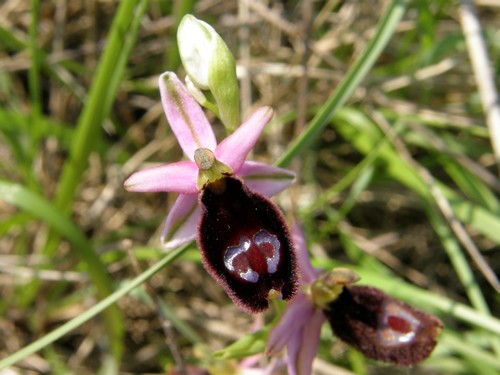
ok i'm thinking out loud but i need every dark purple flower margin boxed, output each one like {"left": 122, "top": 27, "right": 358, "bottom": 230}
{"left": 199, "top": 176, "right": 297, "bottom": 313}
{"left": 327, "top": 284, "right": 443, "bottom": 366}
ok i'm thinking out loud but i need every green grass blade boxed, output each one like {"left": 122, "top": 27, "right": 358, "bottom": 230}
{"left": 426, "top": 207, "right": 490, "bottom": 313}
{"left": 167, "top": 0, "right": 196, "bottom": 70}
{"left": 276, "top": 0, "right": 410, "bottom": 167}
{"left": 0, "top": 180, "right": 124, "bottom": 359}
{"left": 440, "top": 333, "right": 500, "bottom": 372}
{"left": 29, "top": 0, "right": 42, "bottom": 117}
{"left": 332, "top": 108, "right": 495, "bottom": 316}
{"left": 53, "top": 0, "right": 148, "bottom": 214}
{"left": 0, "top": 25, "right": 26, "bottom": 50}
{"left": 35, "top": 2, "right": 149, "bottom": 354}
{"left": 0, "top": 243, "right": 190, "bottom": 370}
{"left": 442, "top": 158, "right": 499, "bottom": 212}
{"left": 157, "top": 298, "right": 203, "bottom": 345}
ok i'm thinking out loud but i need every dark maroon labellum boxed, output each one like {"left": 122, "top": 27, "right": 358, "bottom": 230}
{"left": 198, "top": 176, "right": 298, "bottom": 313}
{"left": 325, "top": 285, "right": 443, "bottom": 366}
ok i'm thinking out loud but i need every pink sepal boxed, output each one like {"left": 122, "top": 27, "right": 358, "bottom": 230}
{"left": 159, "top": 72, "right": 217, "bottom": 160}
{"left": 238, "top": 161, "right": 295, "bottom": 197}
{"left": 215, "top": 107, "right": 273, "bottom": 171}
{"left": 161, "top": 194, "right": 201, "bottom": 248}
{"left": 124, "top": 161, "right": 198, "bottom": 194}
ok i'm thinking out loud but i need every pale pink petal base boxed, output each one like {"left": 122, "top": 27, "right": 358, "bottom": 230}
{"left": 215, "top": 107, "right": 273, "bottom": 171}
{"left": 292, "top": 221, "right": 319, "bottom": 284}
{"left": 161, "top": 194, "right": 201, "bottom": 248}
{"left": 287, "top": 309, "right": 324, "bottom": 375}
{"left": 124, "top": 161, "right": 199, "bottom": 194}
{"left": 238, "top": 161, "right": 295, "bottom": 197}
{"left": 266, "top": 294, "right": 314, "bottom": 355}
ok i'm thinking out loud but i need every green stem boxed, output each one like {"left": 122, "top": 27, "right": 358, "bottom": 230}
{"left": 40, "top": 0, "right": 149, "bottom": 356}
{"left": 53, "top": 0, "right": 148, "bottom": 214}
{"left": 0, "top": 180, "right": 124, "bottom": 359}
{"left": 0, "top": 243, "right": 190, "bottom": 370}
{"left": 28, "top": 0, "right": 41, "bottom": 117}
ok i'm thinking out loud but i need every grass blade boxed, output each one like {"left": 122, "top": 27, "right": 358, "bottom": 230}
{"left": 0, "top": 180, "right": 124, "bottom": 359}
{"left": 53, "top": 0, "right": 148, "bottom": 214}
{"left": 276, "top": 0, "right": 410, "bottom": 167}
{"left": 0, "top": 241, "right": 190, "bottom": 370}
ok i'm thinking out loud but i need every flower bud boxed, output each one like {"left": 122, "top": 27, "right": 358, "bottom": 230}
{"left": 177, "top": 14, "right": 240, "bottom": 132}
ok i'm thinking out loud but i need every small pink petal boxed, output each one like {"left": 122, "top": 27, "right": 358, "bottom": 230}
{"left": 159, "top": 72, "right": 217, "bottom": 160}
{"left": 239, "top": 354, "right": 262, "bottom": 370}
{"left": 287, "top": 309, "right": 324, "bottom": 375}
{"left": 161, "top": 194, "right": 201, "bottom": 249}
{"left": 266, "top": 294, "right": 314, "bottom": 355}
{"left": 238, "top": 161, "right": 295, "bottom": 197}
{"left": 215, "top": 107, "right": 273, "bottom": 171}
{"left": 124, "top": 161, "right": 198, "bottom": 193}
{"left": 292, "top": 222, "right": 318, "bottom": 284}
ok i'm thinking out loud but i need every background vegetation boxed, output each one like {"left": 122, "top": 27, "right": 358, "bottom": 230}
{"left": 0, "top": 1, "right": 499, "bottom": 374}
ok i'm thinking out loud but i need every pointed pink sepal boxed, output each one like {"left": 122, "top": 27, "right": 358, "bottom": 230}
{"left": 266, "top": 294, "right": 317, "bottom": 355}
{"left": 238, "top": 161, "right": 295, "bottom": 197}
{"left": 161, "top": 194, "right": 201, "bottom": 249}
{"left": 292, "top": 221, "right": 318, "bottom": 284}
{"left": 159, "top": 72, "right": 217, "bottom": 160}
{"left": 124, "top": 161, "right": 199, "bottom": 194}
{"left": 287, "top": 309, "right": 324, "bottom": 375}
{"left": 215, "top": 107, "right": 273, "bottom": 171}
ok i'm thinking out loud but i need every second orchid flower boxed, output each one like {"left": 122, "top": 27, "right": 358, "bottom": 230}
{"left": 267, "top": 223, "right": 443, "bottom": 374}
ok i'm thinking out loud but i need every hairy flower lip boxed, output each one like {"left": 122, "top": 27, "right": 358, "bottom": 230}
{"left": 325, "top": 285, "right": 444, "bottom": 366}
{"left": 198, "top": 176, "right": 298, "bottom": 313}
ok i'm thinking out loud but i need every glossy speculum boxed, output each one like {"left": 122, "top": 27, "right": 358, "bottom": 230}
{"left": 198, "top": 176, "right": 298, "bottom": 313}
{"left": 325, "top": 285, "right": 443, "bottom": 366}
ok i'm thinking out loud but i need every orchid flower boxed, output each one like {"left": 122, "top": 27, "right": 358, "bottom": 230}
{"left": 124, "top": 72, "right": 294, "bottom": 247}
{"left": 267, "top": 223, "right": 443, "bottom": 374}
{"left": 124, "top": 72, "right": 298, "bottom": 313}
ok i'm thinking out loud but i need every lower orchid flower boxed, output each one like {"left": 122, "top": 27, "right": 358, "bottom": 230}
{"left": 266, "top": 223, "right": 443, "bottom": 374}
{"left": 124, "top": 72, "right": 298, "bottom": 313}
